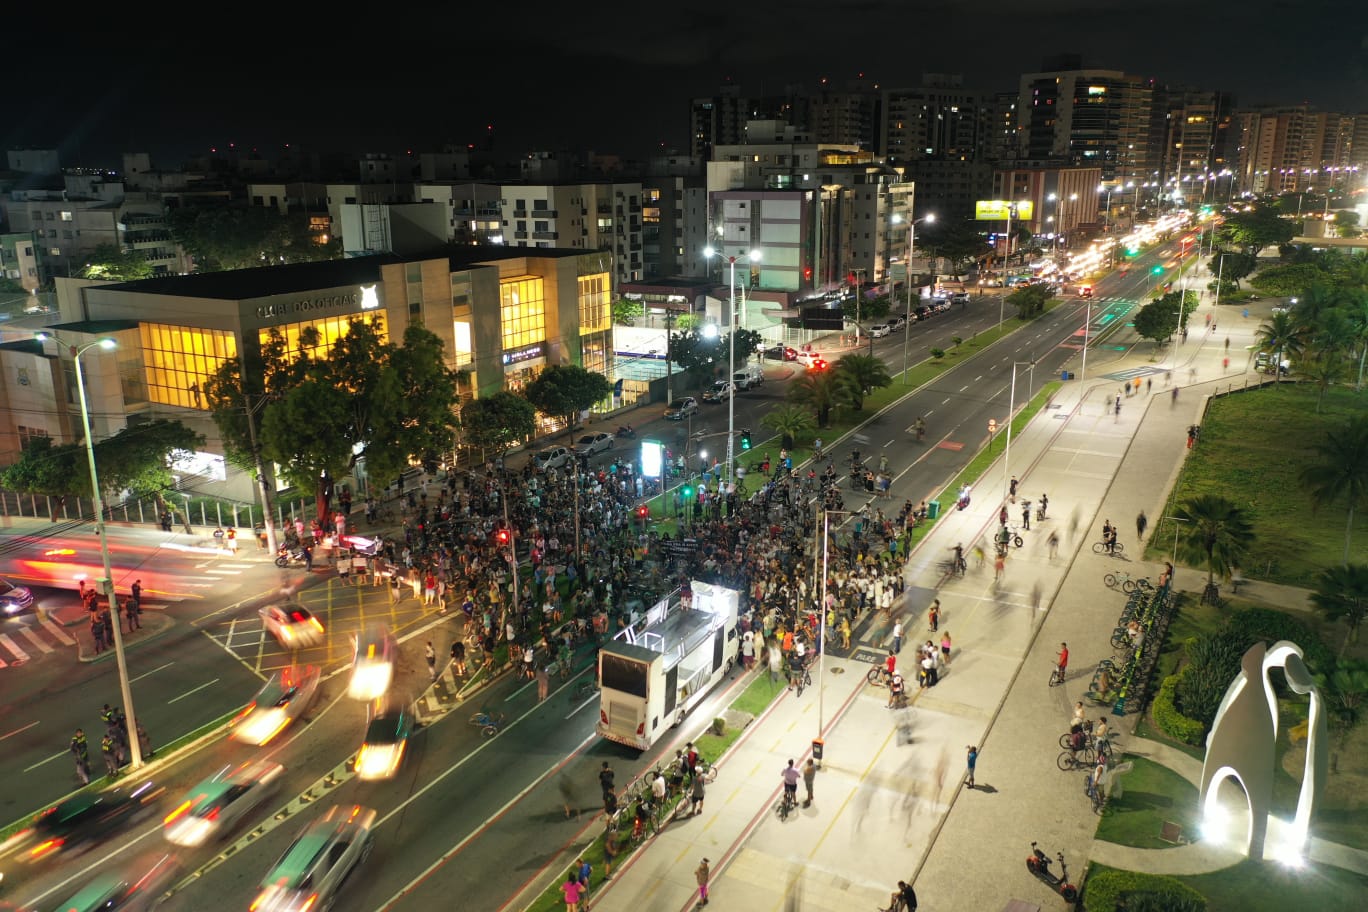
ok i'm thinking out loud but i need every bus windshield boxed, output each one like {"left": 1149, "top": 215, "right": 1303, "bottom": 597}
{"left": 601, "top": 654, "right": 648, "bottom": 697}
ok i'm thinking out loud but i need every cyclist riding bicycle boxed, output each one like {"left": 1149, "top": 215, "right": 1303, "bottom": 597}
{"left": 887, "top": 671, "right": 905, "bottom": 708}
{"left": 781, "top": 759, "right": 801, "bottom": 806}
{"left": 915, "top": 417, "right": 926, "bottom": 442}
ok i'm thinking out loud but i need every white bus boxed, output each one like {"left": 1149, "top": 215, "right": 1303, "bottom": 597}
{"left": 595, "top": 580, "right": 740, "bottom": 751}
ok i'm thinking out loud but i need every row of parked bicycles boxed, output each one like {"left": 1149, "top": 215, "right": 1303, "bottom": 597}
{"left": 1087, "top": 574, "right": 1174, "bottom": 714}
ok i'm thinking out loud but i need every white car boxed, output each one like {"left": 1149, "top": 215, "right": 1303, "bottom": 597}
{"left": 572, "top": 432, "right": 614, "bottom": 456}
{"left": 702, "top": 380, "right": 735, "bottom": 403}
{"left": 355, "top": 699, "right": 415, "bottom": 781}
{"left": 348, "top": 623, "right": 397, "bottom": 701}
{"left": 259, "top": 603, "right": 325, "bottom": 649}
{"left": 533, "top": 445, "right": 570, "bottom": 470}
{"left": 869, "top": 323, "right": 891, "bottom": 338}
{"left": 231, "top": 665, "right": 320, "bottom": 746}
{"left": 164, "top": 759, "right": 284, "bottom": 847}
{"left": 794, "top": 351, "right": 823, "bottom": 368}
{"left": 253, "top": 805, "right": 376, "bottom": 912}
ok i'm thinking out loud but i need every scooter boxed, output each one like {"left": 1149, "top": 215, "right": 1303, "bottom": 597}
{"left": 1025, "top": 841, "right": 1078, "bottom": 901}
{"left": 616, "top": 425, "right": 636, "bottom": 439}
{"left": 275, "top": 545, "right": 307, "bottom": 568}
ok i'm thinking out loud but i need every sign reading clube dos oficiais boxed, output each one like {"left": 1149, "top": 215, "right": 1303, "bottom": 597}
{"left": 255, "top": 285, "right": 381, "bottom": 320}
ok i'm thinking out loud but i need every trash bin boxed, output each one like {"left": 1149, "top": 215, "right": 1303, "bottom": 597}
{"left": 1061, "top": 370, "right": 1072, "bottom": 381}
{"left": 927, "top": 500, "right": 941, "bottom": 520}
{"left": 811, "top": 738, "right": 825, "bottom": 766}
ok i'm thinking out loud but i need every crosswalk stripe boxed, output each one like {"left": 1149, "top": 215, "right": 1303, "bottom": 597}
{"left": 18, "top": 627, "right": 53, "bottom": 653}
{"left": 40, "top": 618, "right": 77, "bottom": 646}
{"left": 0, "top": 633, "right": 31, "bottom": 663}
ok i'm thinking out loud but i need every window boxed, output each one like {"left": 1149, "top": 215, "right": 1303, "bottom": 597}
{"left": 499, "top": 276, "right": 546, "bottom": 352}
{"left": 577, "top": 272, "right": 611, "bottom": 334}
{"left": 60, "top": 211, "right": 73, "bottom": 222}
{"left": 259, "top": 313, "right": 387, "bottom": 364}
{"left": 16, "top": 426, "right": 49, "bottom": 449}
{"left": 140, "top": 323, "right": 238, "bottom": 410}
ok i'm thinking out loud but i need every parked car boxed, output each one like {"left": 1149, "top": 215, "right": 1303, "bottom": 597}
{"left": 532, "top": 445, "right": 570, "bottom": 470}
{"left": 702, "top": 381, "right": 735, "bottom": 403}
{"left": 231, "top": 665, "right": 321, "bottom": 746}
{"left": 259, "top": 603, "right": 326, "bottom": 649}
{"left": 887, "top": 314, "right": 905, "bottom": 329}
{"left": 0, "top": 575, "right": 34, "bottom": 615}
{"left": 572, "top": 432, "right": 614, "bottom": 456}
{"left": 252, "top": 805, "right": 376, "bottom": 912}
{"left": 762, "top": 344, "right": 798, "bottom": 361}
{"left": 164, "top": 759, "right": 284, "bottom": 846}
{"left": 869, "top": 323, "right": 891, "bottom": 338}
{"left": 664, "top": 397, "right": 698, "bottom": 420}
{"left": 952, "top": 291, "right": 972, "bottom": 304}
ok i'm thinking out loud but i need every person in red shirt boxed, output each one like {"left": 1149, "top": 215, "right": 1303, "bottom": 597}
{"left": 1056, "top": 642, "right": 1069, "bottom": 675}
{"left": 885, "top": 651, "right": 897, "bottom": 678}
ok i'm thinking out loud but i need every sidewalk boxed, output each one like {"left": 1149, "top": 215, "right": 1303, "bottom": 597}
{"left": 577, "top": 294, "right": 1337, "bottom": 910}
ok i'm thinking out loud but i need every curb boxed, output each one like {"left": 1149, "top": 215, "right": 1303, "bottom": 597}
{"left": 75, "top": 614, "right": 178, "bottom": 663}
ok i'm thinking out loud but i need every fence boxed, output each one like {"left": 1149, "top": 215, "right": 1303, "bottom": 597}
{"left": 0, "top": 489, "right": 319, "bottom": 535}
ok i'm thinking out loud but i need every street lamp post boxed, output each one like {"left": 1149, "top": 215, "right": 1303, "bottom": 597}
{"left": 1002, "top": 359, "right": 1036, "bottom": 503}
{"left": 893, "top": 213, "right": 935, "bottom": 383}
{"left": 43, "top": 334, "right": 144, "bottom": 769}
{"left": 704, "top": 247, "right": 760, "bottom": 487}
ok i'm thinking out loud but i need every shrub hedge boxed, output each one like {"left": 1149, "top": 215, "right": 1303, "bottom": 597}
{"left": 1084, "top": 869, "right": 1208, "bottom": 911}
{"left": 1153, "top": 673, "right": 1206, "bottom": 745}
{"left": 1227, "top": 606, "right": 1333, "bottom": 672}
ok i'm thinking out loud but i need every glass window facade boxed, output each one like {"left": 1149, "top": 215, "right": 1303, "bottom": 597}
{"left": 258, "top": 313, "right": 387, "bottom": 363}
{"left": 500, "top": 276, "right": 546, "bottom": 352}
{"left": 577, "top": 272, "right": 611, "bottom": 334}
{"left": 140, "top": 323, "right": 238, "bottom": 410}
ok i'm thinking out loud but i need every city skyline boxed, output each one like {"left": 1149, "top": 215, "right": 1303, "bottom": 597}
{"left": 3, "top": 1, "right": 1363, "bottom": 168}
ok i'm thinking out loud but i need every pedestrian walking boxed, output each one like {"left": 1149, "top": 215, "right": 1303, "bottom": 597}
{"left": 966, "top": 744, "right": 978, "bottom": 789}
{"left": 1114, "top": 396, "right": 1121, "bottom": 420}
{"left": 1047, "top": 530, "right": 1060, "bottom": 559}
{"left": 125, "top": 598, "right": 140, "bottom": 632}
{"left": 70, "top": 729, "right": 90, "bottom": 784}
{"left": 136, "top": 721, "right": 153, "bottom": 759}
{"left": 1021, "top": 500, "right": 1031, "bottom": 531}
{"left": 1171, "top": 386, "right": 1179, "bottom": 404}
{"left": 226, "top": 525, "right": 238, "bottom": 554}
{"left": 561, "top": 871, "right": 584, "bottom": 912}
{"left": 695, "top": 857, "right": 711, "bottom": 906}
{"left": 840, "top": 617, "right": 851, "bottom": 650}
{"left": 90, "top": 615, "right": 106, "bottom": 654}
{"left": 101, "top": 733, "right": 119, "bottom": 777}
{"left": 577, "top": 856, "right": 592, "bottom": 892}
{"left": 603, "top": 829, "right": 618, "bottom": 879}
{"left": 891, "top": 619, "right": 903, "bottom": 654}
{"left": 993, "top": 552, "right": 1005, "bottom": 581}
{"left": 558, "top": 775, "right": 578, "bottom": 819}
{"left": 802, "top": 757, "right": 816, "bottom": 807}
{"left": 940, "top": 631, "right": 952, "bottom": 667}
{"left": 536, "top": 664, "right": 550, "bottom": 701}
{"left": 1136, "top": 511, "right": 1148, "bottom": 543}
{"left": 425, "top": 641, "right": 437, "bottom": 680}
{"left": 598, "top": 760, "right": 615, "bottom": 801}
{"left": 690, "top": 770, "right": 706, "bottom": 815}
{"left": 1146, "top": 377, "right": 1152, "bottom": 394}
{"left": 927, "top": 599, "right": 939, "bottom": 632}
{"left": 450, "top": 640, "right": 467, "bottom": 676}
{"left": 130, "top": 579, "right": 142, "bottom": 614}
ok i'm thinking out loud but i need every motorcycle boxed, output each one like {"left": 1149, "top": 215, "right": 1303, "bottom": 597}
{"left": 275, "top": 546, "right": 307, "bottom": 568}
{"left": 616, "top": 425, "right": 636, "bottom": 439}
{"left": 1025, "top": 841, "right": 1078, "bottom": 902}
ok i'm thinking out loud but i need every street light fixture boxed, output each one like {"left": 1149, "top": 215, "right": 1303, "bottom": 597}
{"left": 703, "top": 246, "right": 760, "bottom": 487}
{"left": 37, "top": 332, "right": 143, "bottom": 769}
{"left": 1002, "top": 359, "right": 1036, "bottom": 503}
{"left": 892, "top": 212, "right": 935, "bottom": 383}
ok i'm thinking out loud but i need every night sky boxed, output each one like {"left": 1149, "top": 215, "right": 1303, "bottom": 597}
{"left": 6, "top": 1, "right": 1364, "bottom": 170}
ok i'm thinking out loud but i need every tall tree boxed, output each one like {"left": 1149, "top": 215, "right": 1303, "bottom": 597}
{"left": 759, "top": 404, "right": 816, "bottom": 450}
{"left": 1206, "top": 251, "right": 1256, "bottom": 287}
{"left": 787, "top": 370, "right": 846, "bottom": 427}
{"left": 522, "top": 364, "right": 614, "bottom": 434}
{"left": 832, "top": 354, "right": 893, "bottom": 411}
{"left": 169, "top": 205, "right": 339, "bottom": 272}
{"left": 1256, "top": 311, "right": 1307, "bottom": 383}
{"left": 1302, "top": 351, "right": 1347, "bottom": 412}
{"left": 841, "top": 294, "right": 892, "bottom": 324}
{"left": 1172, "top": 494, "right": 1255, "bottom": 591}
{"left": 1299, "top": 414, "right": 1368, "bottom": 565}
{"left": 612, "top": 298, "right": 643, "bottom": 325}
{"left": 1133, "top": 292, "right": 1193, "bottom": 345}
{"left": 918, "top": 218, "right": 989, "bottom": 274}
{"left": 666, "top": 328, "right": 760, "bottom": 389}
{"left": 1007, "top": 283, "right": 1051, "bottom": 319}
{"left": 78, "top": 243, "right": 154, "bottom": 281}
{"left": 459, "top": 392, "right": 537, "bottom": 457}
{"left": 1217, "top": 204, "right": 1295, "bottom": 256}
{"left": 1311, "top": 564, "right": 1368, "bottom": 656}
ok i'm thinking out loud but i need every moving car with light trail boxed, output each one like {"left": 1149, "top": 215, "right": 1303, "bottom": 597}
{"left": 251, "top": 805, "right": 376, "bottom": 912}
{"left": 231, "top": 665, "right": 320, "bottom": 746}
{"left": 0, "top": 780, "right": 163, "bottom": 866}
{"left": 347, "top": 624, "right": 396, "bottom": 701}
{"left": 259, "top": 604, "right": 325, "bottom": 649}
{"left": 354, "top": 699, "right": 415, "bottom": 781}
{"left": 163, "top": 759, "right": 284, "bottom": 847}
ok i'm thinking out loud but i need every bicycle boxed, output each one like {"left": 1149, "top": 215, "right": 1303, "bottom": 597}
{"left": 469, "top": 708, "right": 506, "bottom": 736}
{"left": 696, "top": 759, "right": 719, "bottom": 784}
{"left": 1049, "top": 664, "right": 1067, "bottom": 687}
{"left": 792, "top": 664, "right": 813, "bottom": 697}
{"left": 1102, "top": 570, "right": 1143, "bottom": 593}
{"left": 1092, "top": 540, "right": 1126, "bottom": 555}
{"left": 1085, "top": 771, "right": 1107, "bottom": 814}
{"left": 941, "top": 555, "right": 967, "bottom": 577}
{"left": 867, "top": 665, "right": 895, "bottom": 687}
{"left": 777, "top": 787, "right": 797, "bottom": 821}
{"left": 1057, "top": 746, "right": 1096, "bottom": 771}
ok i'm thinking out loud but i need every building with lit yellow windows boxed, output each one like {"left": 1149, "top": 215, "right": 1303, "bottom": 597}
{"left": 0, "top": 247, "right": 614, "bottom": 503}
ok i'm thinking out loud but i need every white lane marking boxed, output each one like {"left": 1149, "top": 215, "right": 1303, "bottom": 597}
{"left": 130, "top": 661, "right": 176, "bottom": 683}
{"left": 941, "top": 397, "right": 951, "bottom": 404}
{"left": 0, "top": 633, "right": 32, "bottom": 663}
{"left": 959, "top": 385, "right": 969, "bottom": 392}
{"left": 168, "top": 679, "right": 219, "bottom": 704}
{"left": 974, "top": 375, "right": 983, "bottom": 382}
{"left": 1, "top": 721, "right": 38, "bottom": 741}
{"left": 40, "top": 618, "right": 77, "bottom": 646}
{"left": 925, "top": 410, "right": 935, "bottom": 417}
{"left": 23, "top": 750, "right": 65, "bottom": 772}
{"left": 18, "top": 626, "right": 54, "bottom": 653}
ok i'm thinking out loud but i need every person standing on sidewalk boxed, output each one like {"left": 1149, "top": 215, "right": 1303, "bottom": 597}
{"left": 965, "top": 745, "right": 979, "bottom": 789}
{"left": 802, "top": 757, "right": 817, "bottom": 807}
{"left": 425, "top": 641, "right": 437, "bottom": 680}
{"left": 101, "top": 733, "right": 119, "bottom": 777}
{"left": 891, "top": 619, "right": 903, "bottom": 654}
{"left": 1136, "top": 510, "right": 1148, "bottom": 543}
{"left": 927, "top": 599, "right": 940, "bottom": 632}
{"left": 536, "top": 663, "right": 550, "bottom": 701}
{"left": 136, "top": 721, "right": 154, "bottom": 760}
{"left": 70, "top": 729, "right": 91, "bottom": 784}
{"left": 90, "top": 614, "right": 106, "bottom": 654}
{"left": 695, "top": 857, "right": 711, "bottom": 906}
{"left": 690, "top": 770, "right": 706, "bottom": 815}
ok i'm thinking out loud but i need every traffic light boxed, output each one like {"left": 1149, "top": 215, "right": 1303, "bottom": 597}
{"left": 682, "top": 483, "right": 693, "bottom": 499}
{"left": 1151, "top": 265, "right": 1164, "bottom": 275}
{"left": 740, "top": 429, "right": 752, "bottom": 450}
{"left": 496, "top": 528, "right": 509, "bottom": 545}
{"left": 1126, "top": 246, "right": 1138, "bottom": 257}
{"left": 636, "top": 504, "right": 649, "bottom": 519}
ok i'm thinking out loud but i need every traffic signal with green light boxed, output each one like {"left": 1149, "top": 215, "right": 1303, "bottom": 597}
{"left": 1152, "top": 265, "right": 1164, "bottom": 275}
{"left": 682, "top": 483, "right": 694, "bottom": 499}
{"left": 1126, "top": 246, "right": 1138, "bottom": 257}
{"left": 740, "top": 429, "right": 752, "bottom": 450}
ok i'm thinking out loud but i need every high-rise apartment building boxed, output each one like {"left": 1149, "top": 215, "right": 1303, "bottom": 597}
{"left": 1232, "top": 105, "right": 1357, "bottom": 195}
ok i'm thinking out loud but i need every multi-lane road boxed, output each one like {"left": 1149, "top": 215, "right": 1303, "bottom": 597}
{"left": 0, "top": 238, "right": 1186, "bottom": 910}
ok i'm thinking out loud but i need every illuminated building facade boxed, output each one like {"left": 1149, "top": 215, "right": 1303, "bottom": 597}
{"left": 0, "top": 247, "right": 612, "bottom": 500}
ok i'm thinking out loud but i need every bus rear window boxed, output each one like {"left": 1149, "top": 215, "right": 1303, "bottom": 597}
{"left": 601, "top": 654, "right": 648, "bottom": 698}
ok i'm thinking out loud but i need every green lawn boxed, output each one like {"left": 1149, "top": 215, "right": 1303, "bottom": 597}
{"left": 1095, "top": 756, "right": 1203, "bottom": 850}
{"left": 1179, "top": 859, "right": 1368, "bottom": 912}
{"left": 1145, "top": 384, "right": 1368, "bottom": 587}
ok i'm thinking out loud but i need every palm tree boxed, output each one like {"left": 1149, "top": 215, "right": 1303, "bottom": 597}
{"left": 1303, "top": 351, "right": 1347, "bottom": 412}
{"left": 832, "top": 354, "right": 893, "bottom": 411}
{"left": 1299, "top": 414, "right": 1368, "bottom": 565}
{"left": 1172, "top": 494, "right": 1255, "bottom": 593}
{"left": 787, "top": 370, "right": 845, "bottom": 427}
{"left": 1341, "top": 290, "right": 1368, "bottom": 390}
{"left": 1311, "top": 564, "right": 1368, "bottom": 656}
{"left": 1256, "top": 311, "right": 1307, "bottom": 382}
{"left": 759, "top": 404, "right": 816, "bottom": 450}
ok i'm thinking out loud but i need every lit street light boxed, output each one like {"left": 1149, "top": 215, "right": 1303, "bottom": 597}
{"left": 37, "top": 332, "right": 143, "bottom": 769}
{"left": 892, "top": 212, "right": 935, "bottom": 383}
{"left": 1002, "top": 359, "right": 1036, "bottom": 503}
{"left": 704, "top": 246, "right": 760, "bottom": 487}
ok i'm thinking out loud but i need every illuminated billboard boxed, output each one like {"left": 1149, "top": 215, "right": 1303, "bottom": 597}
{"left": 975, "top": 200, "right": 1035, "bottom": 221}
{"left": 640, "top": 439, "right": 664, "bottom": 478}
